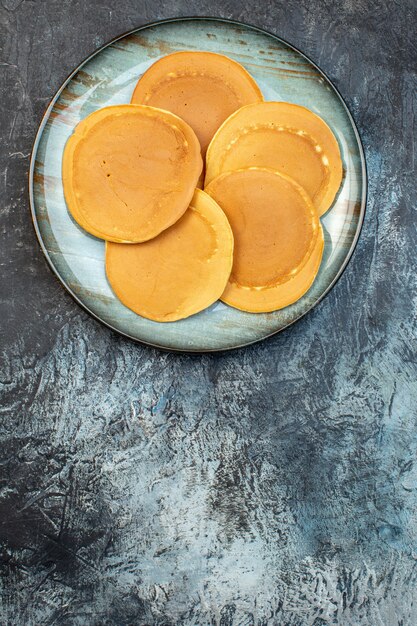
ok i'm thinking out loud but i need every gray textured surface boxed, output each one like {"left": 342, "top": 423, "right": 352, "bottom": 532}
{"left": 0, "top": 1, "right": 416, "bottom": 624}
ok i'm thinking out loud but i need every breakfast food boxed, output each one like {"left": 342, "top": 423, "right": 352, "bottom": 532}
{"left": 131, "top": 51, "right": 263, "bottom": 156}
{"left": 63, "top": 51, "right": 342, "bottom": 322}
{"left": 205, "top": 167, "right": 323, "bottom": 312}
{"left": 63, "top": 104, "right": 202, "bottom": 242}
{"left": 105, "top": 189, "right": 234, "bottom": 322}
{"left": 205, "top": 101, "right": 343, "bottom": 215}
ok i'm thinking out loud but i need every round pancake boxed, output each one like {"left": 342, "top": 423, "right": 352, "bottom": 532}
{"left": 205, "top": 167, "right": 323, "bottom": 312}
{"left": 63, "top": 104, "right": 203, "bottom": 242}
{"left": 105, "top": 189, "right": 234, "bottom": 322}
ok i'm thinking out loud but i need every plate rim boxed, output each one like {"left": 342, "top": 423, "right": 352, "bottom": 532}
{"left": 28, "top": 15, "right": 368, "bottom": 354}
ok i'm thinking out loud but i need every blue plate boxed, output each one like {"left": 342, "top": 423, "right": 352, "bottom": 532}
{"left": 29, "top": 17, "right": 367, "bottom": 352}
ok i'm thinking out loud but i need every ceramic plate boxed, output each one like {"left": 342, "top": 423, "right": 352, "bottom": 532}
{"left": 30, "top": 17, "right": 367, "bottom": 352}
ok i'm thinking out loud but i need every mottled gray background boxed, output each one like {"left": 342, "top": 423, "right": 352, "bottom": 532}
{"left": 1, "top": 1, "right": 416, "bottom": 624}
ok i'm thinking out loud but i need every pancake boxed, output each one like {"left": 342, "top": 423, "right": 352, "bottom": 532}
{"left": 205, "top": 101, "right": 342, "bottom": 216}
{"left": 205, "top": 167, "right": 323, "bottom": 312}
{"left": 105, "top": 189, "right": 234, "bottom": 322}
{"left": 131, "top": 51, "right": 262, "bottom": 156}
{"left": 63, "top": 104, "right": 202, "bottom": 242}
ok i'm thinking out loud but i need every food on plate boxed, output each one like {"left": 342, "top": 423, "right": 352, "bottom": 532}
{"left": 61, "top": 50, "right": 343, "bottom": 322}
{"left": 63, "top": 104, "right": 202, "bottom": 243}
{"left": 131, "top": 51, "right": 263, "bottom": 156}
{"left": 205, "top": 167, "right": 324, "bottom": 312}
{"left": 105, "top": 189, "right": 234, "bottom": 322}
{"left": 205, "top": 101, "right": 342, "bottom": 215}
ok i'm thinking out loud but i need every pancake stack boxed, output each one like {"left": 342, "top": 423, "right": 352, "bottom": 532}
{"left": 63, "top": 51, "right": 342, "bottom": 321}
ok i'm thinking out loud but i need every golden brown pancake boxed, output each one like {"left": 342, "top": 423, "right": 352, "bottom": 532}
{"left": 131, "top": 51, "right": 262, "bottom": 156}
{"left": 105, "top": 189, "right": 234, "bottom": 322}
{"left": 205, "top": 167, "right": 323, "bottom": 312}
{"left": 205, "top": 101, "right": 342, "bottom": 216}
{"left": 63, "top": 104, "right": 202, "bottom": 242}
